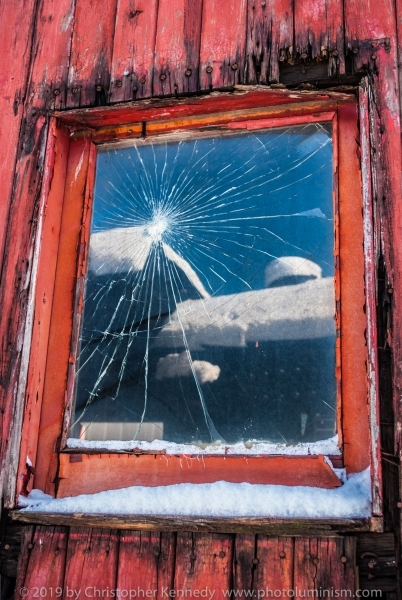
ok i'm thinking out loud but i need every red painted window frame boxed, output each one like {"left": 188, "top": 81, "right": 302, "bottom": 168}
{"left": 16, "top": 90, "right": 380, "bottom": 513}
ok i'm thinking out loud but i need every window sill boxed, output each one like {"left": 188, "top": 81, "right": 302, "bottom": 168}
{"left": 11, "top": 511, "right": 382, "bottom": 535}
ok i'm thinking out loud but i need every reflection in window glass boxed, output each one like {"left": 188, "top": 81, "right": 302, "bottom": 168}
{"left": 70, "top": 124, "right": 336, "bottom": 447}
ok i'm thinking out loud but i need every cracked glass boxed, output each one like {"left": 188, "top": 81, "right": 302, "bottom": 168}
{"left": 69, "top": 122, "right": 336, "bottom": 447}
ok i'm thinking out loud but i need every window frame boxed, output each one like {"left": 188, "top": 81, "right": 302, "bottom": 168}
{"left": 16, "top": 89, "right": 381, "bottom": 528}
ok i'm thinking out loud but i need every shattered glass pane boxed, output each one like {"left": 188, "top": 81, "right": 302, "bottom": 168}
{"left": 70, "top": 123, "right": 337, "bottom": 447}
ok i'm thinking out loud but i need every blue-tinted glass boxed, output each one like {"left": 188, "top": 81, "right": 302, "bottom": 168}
{"left": 70, "top": 123, "right": 336, "bottom": 446}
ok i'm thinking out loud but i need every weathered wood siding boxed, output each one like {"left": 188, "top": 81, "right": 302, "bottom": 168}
{"left": 0, "top": 0, "right": 402, "bottom": 593}
{"left": 15, "top": 527, "right": 358, "bottom": 597}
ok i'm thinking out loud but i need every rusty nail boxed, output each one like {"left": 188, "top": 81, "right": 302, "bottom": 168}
{"left": 53, "top": 89, "right": 60, "bottom": 96}
{"left": 367, "top": 573, "right": 375, "bottom": 580}
{"left": 137, "top": 552, "right": 142, "bottom": 558}
{"left": 185, "top": 68, "right": 192, "bottom": 77}
{"left": 116, "top": 80, "right": 123, "bottom": 87}
{"left": 160, "top": 73, "right": 167, "bottom": 81}
{"left": 154, "top": 550, "right": 160, "bottom": 557}
{"left": 368, "top": 561, "right": 375, "bottom": 569}
{"left": 332, "top": 49, "right": 339, "bottom": 57}
{"left": 139, "top": 76, "right": 146, "bottom": 84}
{"left": 262, "top": 1, "right": 266, "bottom": 6}
{"left": 341, "top": 556, "right": 347, "bottom": 563}
{"left": 163, "top": 554, "right": 169, "bottom": 560}
{"left": 174, "top": 83, "right": 178, "bottom": 89}
{"left": 105, "top": 545, "right": 110, "bottom": 552}
{"left": 72, "top": 86, "right": 78, "bottom": 94}
{"left": 206, "top": 66, "right": 213, "bottom": 73}
{"left": 132, "top": 86, "right": 138, "bottom": 92}
{"left": 371, "top": 53, "right": 377, "bottom": 60}
{"left": 231, "top": 63, "right": 238, "bottom": 70}
{"left": 252, "top": 558, "right": 259, "bottom": 565}
{"left": 190, "top": 553, "right": 196, "bottom": 560}
{"left": 313, "top": 558, "right": 319, "bottom": 565}
{"left": 28, "top": 543, "right": 34, "bottom": 549}
{"left": 301, "top": 52, "right": 308, "bottom": 59}
{"left": 279, "top": 551, "right": 286, "bottom": 559}
{"left": 279, "top": 55, "right": 286, "bottom": 62}
{"left": 4, "top": 544, "right": 10, "bottom": 550}
{"left": 219, "top": 551, "right": 226, "bottom": 558}
{"left": 54, "top": 549, "right": 60, "bottom": 556}
{"left": 352, "top": 47, "right": 359, "bottom": 54}
{"left": 397, "top": 501, "right": 402, "bottom": 508}
{"left": 388, "top": 287, "right": 394, "bottom": 294}
{"left": 96, "top": 85, "right": 103, "bottom": 91}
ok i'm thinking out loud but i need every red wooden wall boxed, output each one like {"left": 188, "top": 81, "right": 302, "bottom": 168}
{"left": 15, "top": 527, "right": 357, "bottom": 598}
{"left": 0, "top": 0, "right": 402, "bottom": 593}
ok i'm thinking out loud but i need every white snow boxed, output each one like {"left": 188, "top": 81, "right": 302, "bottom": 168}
{"left": 66, "top": 434, "right": 341, "bottom": 455}
{"left": 18, "top": 468, "right": 371, "bottom": 519}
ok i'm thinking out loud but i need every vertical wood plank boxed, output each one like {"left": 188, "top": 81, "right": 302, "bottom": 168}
{"left": 117, "top": 531, "right": 160, "bottom": 592}
{"left": 158, "top": 533, "right": 177, "bottom": 595}
{"left": 199, "top": 0, "right": 248, "bottom": 90}
{"left": 253, "top": 536, "right": 294, "bottom": 595}
{"left": 345, "top": 0, "right": 402, "bottom": 498}
{"left": 14, "top": 526, "right": 36, "bottom": 597}
{"left": 174, "top": 532, "right": 234, "bottom": 600}
{"left": 294, "top": 538, "right": 356, "bottom": 592}
{"left": 22, "top": 526, "right": 68, "bottom": 597}
{"left": 0, "top": 0, "right": 37, "bottom": 269}
{"left": 109, "top": 0, "right": 159, "bottom": 102}
{"left": 0, "top": 0, "right": 75, "bottom": 508}
{"left": 15, "top": 120, "right": 70, "bottom": 501}
{"left": 344, "top": 0, "right": 397, "bottom": 68}
{"left": 294, "top": 0, "right": 344, "bottom": 75}
{"left": 153, "top": 0, "right": 203, "bottom": 97}
{"left": 118, "top": 531, "right": 176, "bottom": 596}
{"left": 246, "top": 0, "right": 293, "bottom": 85}
{"left": 233, "top": 534, "right": 255, "bottom": 592}
{"left": 34, "top": 139, "right": 92, "bottom": 495}
{"left": 66, "top": 0, "right": 118, "bottom": 108}
{"left": 359, "top": 80, "right": 383, "bottom": 516}
{"left": 63, "top": 528, "right": 119, "bottom": 594}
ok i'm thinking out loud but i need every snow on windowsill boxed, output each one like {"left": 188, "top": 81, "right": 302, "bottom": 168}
{"left": 65, "top": 434, "right": 341, "bottom": 456}
{"left": 18, "top": 468, "right": 370, "bottom": 519}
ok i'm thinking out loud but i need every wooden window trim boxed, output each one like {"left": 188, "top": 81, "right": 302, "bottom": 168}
{"left": 14, "top": 89, "right": 381, "bottom": 529}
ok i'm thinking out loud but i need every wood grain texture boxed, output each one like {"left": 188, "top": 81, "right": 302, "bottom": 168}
{"left": 293, "top": 538, "right": 356, "bottom": 592}
{"left": 294, "top": 0, "right": 344, "bottom": 75}
{"left": 22, "top": 526, "right": 67, "bottom": 597}
{"left": 233, "top": 534, "right": 255, "bottom": 591}
{"left": 253, "top": 536, "right": 293, "bottom": 594}
{"left": 199, "top": 0, "right": 248, "bottom": 90}
{"left": 246, "top": 0, "right": 293, "bottom": 85}
{"left": 174, "top": 532, "right": 233, "bottom": 600}
{"left": 358, "top": 80, "right": 382, "bottom": 516}
{"left": 11, "top": 511, "right": 376, "bottom": 535}
{"left": 64, "top": 528, "right": 119, "bottom": 592}
{"left": 15, "top": 120, "right": 70, "bottom": 502}
{"left": 153, "top": 0, "right": 203, "bottom": 97}
{"left": 0, "top": 0, "right": 37, "bottom": 269}
{"left": 56, "top": 453, "right": 342, "bottom": 497}
{"left": 14, "top": 528, "right": 362, "bottom": 593}
{"left": 0, "top": 0, "right": 75, "bottom": 508}
{"left": 67, "top": 0, "right": 118, "bottom": 108}
{"left": 33, "top": 140, "right": 92, "bottom": 495}
{"left": 109, "top": 0, "right": 159, "bottom": 102}
{"left": 117, "top": 531, "right": 176, "bottom": 595}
